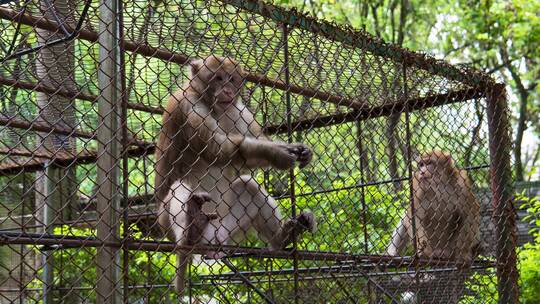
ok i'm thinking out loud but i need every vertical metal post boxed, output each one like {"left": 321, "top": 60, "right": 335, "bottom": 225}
{"left": 282, "top": 23, "right": 299, "bottom": 304}
{"left": 486, "top": 84, "right": 519, "bottom": 304}
{"left": 356, "top": 122, "right": 373, "bottom": 302}
{"left": 42, "top": 164, "right": 55, "bottom": 304}
{"left": 117, "top": 0, "right": 130, "bottom": 303}
{"left": 402, "top": 64, "right": 422, "bottom": 302}
{"left": 96, "top": 0, "right": 122, "bottom": 301}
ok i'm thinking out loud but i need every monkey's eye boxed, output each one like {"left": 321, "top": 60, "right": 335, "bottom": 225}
{"left": 216, "top": 75, "right": 224, "bottom": 82}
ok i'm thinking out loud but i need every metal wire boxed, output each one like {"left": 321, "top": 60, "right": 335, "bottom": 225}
{"left": 0, "top": 0, "right": 518, "bottom": 303}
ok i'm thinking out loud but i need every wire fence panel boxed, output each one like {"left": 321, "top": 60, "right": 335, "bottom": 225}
{"left": 0, "top": 0, "right": 518, "bottom": 303}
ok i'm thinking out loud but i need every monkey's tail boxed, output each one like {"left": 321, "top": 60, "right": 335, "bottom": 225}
{"left": 175, "top": 252, "right": 191, "bottom": 296}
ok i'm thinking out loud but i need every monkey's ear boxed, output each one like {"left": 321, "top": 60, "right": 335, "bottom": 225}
{"left": 189, "top": 58, "right": 204, "bottom": 79}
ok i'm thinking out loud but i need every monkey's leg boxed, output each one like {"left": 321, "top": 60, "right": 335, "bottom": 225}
{"left": 167, "top": 181, "right": 217, "bottom": 294}
{"left": 216, "top": 175, "right": 316, "bottom": 251}
{"left": 386, "top": 217, "right": 411, "bottom": 256}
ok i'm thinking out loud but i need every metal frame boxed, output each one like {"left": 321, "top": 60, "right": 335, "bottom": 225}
{"left": 0, "top": 0, "right": 518, "bottom": 302}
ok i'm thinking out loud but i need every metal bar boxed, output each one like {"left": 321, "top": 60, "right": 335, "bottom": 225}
{"left": 219, "top": 0, "right": 494, "bottom": 88}
{"left": 0, "top": 76, "right": 164, "bottom": 114}
{"left": 282, "top": 23, "right": 300, "bottom": 304}
{"left": 0, "top": 232, "right": 496, "bottom": 268}
{"left": 0, "top": 77, "right": 484, "bottom": 130}
{"left": 96, "top": 0, "right": 122, "bottom": 301}
{"left": 403, "top": 63, "right": 422, "bottom": 302}
{"left": 0, "top": 264, "right": 494, "bottom": 292}
{"left": 201, "top": 263, "right": 493, "bottom": 280}
{"left": 2, "top": 0, "right": 92, "bottom": 61}
{"left": 0, "top": 7, "right": 367, "bottom": 111}
{"left": 222, "top": 259, "right": 275, "bottom": 304}
{"left": 264, "top": 87, "right": 485, "bottom": 134}
{"left": 486, "top": 84, "right": 519, "bottom": 304}
{"left": 0, "top": 144, "right": 152, "bottom": 175}
{"left": 0, "top": 162, "right": 491, "bottom": 232}
{"left": 356, "top": 122, "right": 373, "bottom": 302}
{"left": 41, "top": 163, "right": 54, "bottom": 304}
{"left": 118, "top": 1, "right": 130, "bottom": 302}
{"left": 0, "top": 115, "right": 95, "bottom": 139}
{"left": 0, "top": 87, "right": 485, "bottom": 175}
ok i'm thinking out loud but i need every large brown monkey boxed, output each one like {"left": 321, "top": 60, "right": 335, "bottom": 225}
{"left": 155, "top": 55, "right": 316, "bottom": 294}
{"left": 386, "top": 151, "right": 480, "bottom": 265}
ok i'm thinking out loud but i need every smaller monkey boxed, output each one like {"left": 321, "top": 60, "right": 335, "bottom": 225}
{"left": 386, "top": 150, "right": 481, "bottom": 266}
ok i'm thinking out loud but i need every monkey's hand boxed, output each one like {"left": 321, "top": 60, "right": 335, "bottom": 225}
{"left": 267, "top": 143, "right": 313, "bottom": 170}
{"left": 266, "top": 143, "right": 300, "bottom": 170}
{"left": 286, "top": 143, "right": 313, "bottom": 168}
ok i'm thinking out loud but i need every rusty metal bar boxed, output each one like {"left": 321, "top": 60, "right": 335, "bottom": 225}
{"left": 0, "top": 163, "right": 490, "bottom": 232}
{"left": 0, "top": 115, "right": 95, "bottom": 139}
{"left": 0, "top": 88, "right": 482, "bottom": 176}
{"left": 118, "top": 1, "right": 130, "bottom": 302}
{"left": 0, "top": 76, "right": 164, "bottom": 114}
{"left": 220, "top": 0, "right": 494, "bottom": 88}
{"left": 222, "top": 259, "right": 275, "bottom": 304}
{"left": 282, "top": 23, "right": 300, "bottom": 304}
{"left": 0, "top": 231, "right": 496, "bottom": 268}
{"left": 95, "top": 0, "right": 122, "bottom": 301}
{"left": 486, "top": 84, "right": 519, "bottom": 304}
{"left": 0, "top": 113, "right": 150, "bottom": 147}
{"left": 0, "top": 6, "right": 364, "bottom": 110}
{"left": 356, "top": 122, "right": 373, "bottom": 302}
{"left": 403, "top": 62, "right": 423, "bottom": 302}
{"left": 41, "top": 162, "right": 54, "bottom": 304}
{"left": 0, "top": 144, "right": 152, "bottom": 175}
{"left": 201, "top": 263, "right": 493, "bottom": 281}
{"left": 264, "top": 87, "right": 485, "bottom": 134}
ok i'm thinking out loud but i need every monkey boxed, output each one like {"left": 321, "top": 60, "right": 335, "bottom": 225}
{"left": 154, "top": 55, "right": 317, "bottom": 294}
{"left": 386, "top": 150, "right": 481, "bottom": 267}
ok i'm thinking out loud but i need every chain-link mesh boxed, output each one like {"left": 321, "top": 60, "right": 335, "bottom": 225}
{"left": 0, "top": 0, "right": 518, "bottom": 303}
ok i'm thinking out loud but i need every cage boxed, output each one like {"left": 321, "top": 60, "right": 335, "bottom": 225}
{"left": 0, "top": 0, "right": 518, "bottom": 303}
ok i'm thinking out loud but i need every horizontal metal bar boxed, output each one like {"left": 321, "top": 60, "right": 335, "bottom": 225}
{"left": 0, "top": 88, "right": 483, "bottom": 175}
{"left": 0, "top": 76, "right": 164, "bottom": 114}
{"left": 265, "top": 87, "right": 486, "bottom": 134}
{"left": 220, "top": 0, "right": 494, "bottom": 88}
{"left": 0, "top": 142, "right": 153, "bottom": 175}
{"left": 200, "top": 262, "right": 494, "bottom": 281}
{"left": 0, "top": 115, "right": 94, "bottom": 139}
{"left": 0, "top": 7, "right": 364, "bottom": 110}
{"left": 0, "top": 264, "right": 494, "bottom": 293}
{"left": 0, "top": 231, "right": 493, "bottom": 268}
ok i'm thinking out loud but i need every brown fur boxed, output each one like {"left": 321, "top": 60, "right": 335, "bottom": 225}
{"left": 154, "top": 55, "right": 315, "bottom": 294}
{"left": 387, "top": 150, "right": 481, "bottom": 266}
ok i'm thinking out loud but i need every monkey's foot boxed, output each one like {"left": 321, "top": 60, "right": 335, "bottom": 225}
{"left": 204, "top": 251, "right": 227, "bottom": 260}
{"left": 185, "top": 192, "right": 217, "bottom": 245}
{"left": 297, "top": 211, "right": 317, "bottom": 233}
{"left": 275, "top": 211, "right": 317, "bottom": 249}
{"left": 190, "top": 192, "right": 212, "bottom": 205}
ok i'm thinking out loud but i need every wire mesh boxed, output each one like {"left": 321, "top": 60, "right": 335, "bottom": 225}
{"left": 0, "top": 0, "right": 517, "bottom": 303}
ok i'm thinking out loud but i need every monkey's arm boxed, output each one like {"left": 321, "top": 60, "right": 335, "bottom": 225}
{"left": 386, "top": 215, "right": 411, "bottom": 256}
{"left": 182, "top": 104, "right": 298, "bottom": 170}
{"left": 154, "top": 131, "right": 179, "bottom": 202}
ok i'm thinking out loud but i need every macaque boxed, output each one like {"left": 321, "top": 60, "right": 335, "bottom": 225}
{"left": 386, "top": 150, "right": 480, "bottom": 266}
{"left": 154, "top": 55, "right": 316, "bottom": 294}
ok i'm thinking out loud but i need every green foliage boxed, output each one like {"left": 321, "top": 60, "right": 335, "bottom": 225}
{"left": 518, "top": 192, "right": 540, "bottom": 303}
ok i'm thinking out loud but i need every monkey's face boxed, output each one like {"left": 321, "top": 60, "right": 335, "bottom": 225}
{"left": 417, "top": 159, "right": 436, "bottom": 181}
{"left": 211, "top": 70, "right": 243, "bottom": 106}
{"left": 416, "top": 154, "right": 454, "bottom": 183}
